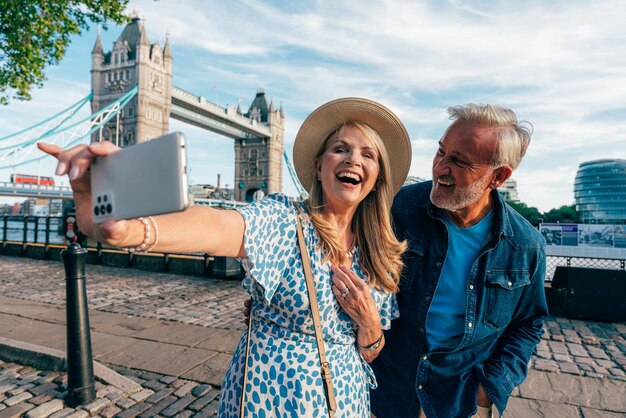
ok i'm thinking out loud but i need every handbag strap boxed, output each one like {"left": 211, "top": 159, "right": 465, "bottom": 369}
{"left": 239, "top": 209, "right": 337, "bottom": 418}
{"left": 239, "top": 301, "right": 253, "bottom": 418}
{"left": 296, "top": 213, "right": 337, "bottom": 417}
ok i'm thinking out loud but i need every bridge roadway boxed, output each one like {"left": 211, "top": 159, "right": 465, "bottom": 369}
{"left": 0, "top": 256, "right": 624, "bottom": 417}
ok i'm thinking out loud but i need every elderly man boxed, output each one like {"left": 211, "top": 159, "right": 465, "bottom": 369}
{"left": 371, "top": 104, "right": 548, "bottom": 418}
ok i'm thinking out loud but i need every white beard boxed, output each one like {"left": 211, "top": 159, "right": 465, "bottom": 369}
{"left": 430, "top": 171, "right": 491, "bottom": 211}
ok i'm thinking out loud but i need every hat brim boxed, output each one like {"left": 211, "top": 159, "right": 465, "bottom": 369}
{"left": 293, "top": 97, "right": 412, "bottom": 197}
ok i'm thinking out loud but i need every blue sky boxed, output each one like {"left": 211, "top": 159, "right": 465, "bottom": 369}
{"left": 1, "top": 0, "right": 625, "bottom": 212}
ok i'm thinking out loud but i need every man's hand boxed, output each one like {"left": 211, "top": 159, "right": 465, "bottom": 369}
{"left": 477, "top": 383, "right": 493, "bottom": 407}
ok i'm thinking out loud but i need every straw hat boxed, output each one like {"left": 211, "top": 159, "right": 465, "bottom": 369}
{"left": 293, "top": 97, "right": 412, "bottom": 196}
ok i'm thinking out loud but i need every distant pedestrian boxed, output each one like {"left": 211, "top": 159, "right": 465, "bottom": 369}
{"left": 371, "top": 104, "right": 548, "bottom": 418}
{"left": 38, "top": 97, "right": 412, "bottom": 417}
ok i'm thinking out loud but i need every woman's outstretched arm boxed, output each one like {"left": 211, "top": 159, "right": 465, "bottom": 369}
{"left": 38, "top": 141, "right": 246, "bottom": 257}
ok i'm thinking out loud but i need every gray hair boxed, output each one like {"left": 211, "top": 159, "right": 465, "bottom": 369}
{"left": 447, "top": 103, "right": 533, "bottom": 170}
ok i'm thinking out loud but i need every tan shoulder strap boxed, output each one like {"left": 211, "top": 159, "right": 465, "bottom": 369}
{"left": 296, "top": 213, "right": 337, "bottom": 417}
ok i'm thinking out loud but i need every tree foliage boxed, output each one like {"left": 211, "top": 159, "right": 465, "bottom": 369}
{"left": 507, "top": 200, "right": 543, "bottom": 226}
{"left": 0, "top": 0, "right": 130, "bottom": 105}
{"left": 507, "top": 200, "right": 579, "bottom": 226}
{"left": 543, "top": 204, "right": 578, "bottom": 223}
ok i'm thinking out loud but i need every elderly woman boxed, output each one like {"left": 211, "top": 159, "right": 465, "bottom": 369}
{"left": 38, "top": 97, "right": 411, "bottom": 417}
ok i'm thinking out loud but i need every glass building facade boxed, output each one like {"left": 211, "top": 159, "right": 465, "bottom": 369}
{"left": 574, "top": 159, "right": 626, "bottom": 224}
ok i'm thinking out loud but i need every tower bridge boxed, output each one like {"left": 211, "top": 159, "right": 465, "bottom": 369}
{"left": 90, "top": 17, "right": 286, "bottom": 202}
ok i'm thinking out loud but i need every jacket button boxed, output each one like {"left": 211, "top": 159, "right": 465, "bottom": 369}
{"left": 436, "top": 261, "right": 442, "bottom": 268}
{"left": 419, "top": 327, "right": 425, "bottom": 333}
{"left": 508, "top": 281, "right": 513, "bottom": 287}
{"left": 468, "top": 322, "right": 473, "bottom": 328}
{"left": 422, "top": 355, "right": 428, "bottom": 361}
{"left": 469, "top": 284, "right": 474, "bottom": 290}
{"left": 418, "top": 385, "right": 423, "bottom": 390}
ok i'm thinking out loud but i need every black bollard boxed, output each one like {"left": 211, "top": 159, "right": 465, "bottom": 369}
{"left": 61, "top": 243, "right": 96, "bottom": 407}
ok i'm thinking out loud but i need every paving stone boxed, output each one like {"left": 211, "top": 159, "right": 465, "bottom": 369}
{"left": 507, "top": 397, "right": 580, "bottom": 418}
{"left": 559, "top": 362, "right": 581, "bottom": 375}
{"left": 596, "top": 359, "right": 616, "bottom": 368}
{"left": 0, "top": 384, "right": 17, "bottom": 395}
{"left": 29, "top": 383, "right": 59, "bottom": 396}
{"left": 130, "top": 388, "right": 154, "bottom": 402}
{"left": 192, "top": 402, "right": 218, "bottom": 418}
{"left": 609, "top": 368, "right": 625, "bottom": 377}
{"left": 159, "top": 376, "right": 177, "bottom": 384}
{"left": 114, "top": 401, "right": 153, "bottom": 418}
{"left": 24, "top": 399, "right": 64, "bottom": 418}
{"left": 174, "top": 382, "right": 197, "bottom": 397}
{"left": 575, "top": 356, "right": 596, "bottom": 365}
{"left": 160, "top": 394, "right": 196, "bottom": 417}
{"left": 141, "top": 380, "right": 165, "bottom": 391}
{"left": 4, "top": 391, "right": 33, "bottom": 405}
{"left": 0, "top": 403, "right": 35, "bottom": 418}
{"left": 189, "top": 389, "right": 220, "bottom": 411}
{"left": 63, "top": 411, "right": 88, "bottom": 418}
{"left": 82, "top": 398, "right": 110, "bottom": 415}
{"left": 28, "top": 393, "right": 53, "bottom": 405}
{"left": 137, "top": 395, "right": 178, "bottom": 418}
{"left": 115, "top": 398, "right": 136, "bottom": 409}
{"left": 144, "top": 388, "right": 175, "bottom": 404}
{"left": 553, "top": 353, "right": 571, "bottom": 362}
{"left": 191, "top": 384, "right": 212, "bottom": 397}
{"left": 48, "top": 408, "right": 75, "bottom": 418}
{"left": 8, "top": 383, "right": 35, "bottom": 396}
{"left": 99, "top": 405, "right": 121, "bottom": 418}
{"left": 533, "top": 359, "right": 559, "bottom": 373}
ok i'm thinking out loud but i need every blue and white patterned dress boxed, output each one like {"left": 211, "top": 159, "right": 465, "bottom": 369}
{"left": 218, "top": 194, "right": 399, "bottom": 418}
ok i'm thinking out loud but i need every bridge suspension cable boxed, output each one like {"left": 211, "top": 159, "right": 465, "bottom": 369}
{"left": 0, "top": 86, "right": 138, "bottom": 169}
{"left": 283, "top": 151, "right": 308, "bottom": 200}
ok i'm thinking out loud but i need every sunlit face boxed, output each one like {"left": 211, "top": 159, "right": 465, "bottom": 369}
{"left": 316, "top": 125, "right": 380, "bottom": 212}
{"left": 430, "top": 121, "right": 497, "bottom": 211}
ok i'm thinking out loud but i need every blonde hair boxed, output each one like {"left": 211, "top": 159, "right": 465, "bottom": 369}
{"left": 306, "top": 122, "right": 406, "bottom": 293}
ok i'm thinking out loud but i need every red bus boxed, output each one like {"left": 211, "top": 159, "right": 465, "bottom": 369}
{"left": 10, "top": 174, "right": 55, "bottom": 186}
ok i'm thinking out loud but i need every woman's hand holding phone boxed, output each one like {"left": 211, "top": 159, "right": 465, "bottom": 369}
{"left": 36, "top": 141, "right": 135, "bottom": 247}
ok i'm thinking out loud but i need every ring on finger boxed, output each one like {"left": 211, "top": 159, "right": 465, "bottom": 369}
{"left": 340, "top": 288, "right": 350, "bottom": 298}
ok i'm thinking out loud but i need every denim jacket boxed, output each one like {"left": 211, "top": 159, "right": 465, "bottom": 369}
{"left": 371, "top": 181, "right": 548, "bottom": 418}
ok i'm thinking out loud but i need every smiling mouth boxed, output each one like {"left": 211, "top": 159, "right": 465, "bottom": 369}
{"left": 337, "top": 171, "right": 362, "bottom": 185}
{"left": 436, "top": 177, "right": 455, "bottom": 187}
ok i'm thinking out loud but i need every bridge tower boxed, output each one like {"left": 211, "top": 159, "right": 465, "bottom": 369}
{"left": 234, "top": 89, "right": 285, "bottom": 201}
{"left": 90, "top": 17, "right": 172, "bottom": 146}
{"left": 91, "top": 18, "right": 285, "bottom": 202}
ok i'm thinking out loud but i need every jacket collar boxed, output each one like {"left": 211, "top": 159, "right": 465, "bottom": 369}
{"left": 415, "top": 180, "right": 514, "bottom": 238}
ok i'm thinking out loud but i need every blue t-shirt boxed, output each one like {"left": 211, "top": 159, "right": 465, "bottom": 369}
{"left": 426, "top": 209, "right": 493, "bottom": 350}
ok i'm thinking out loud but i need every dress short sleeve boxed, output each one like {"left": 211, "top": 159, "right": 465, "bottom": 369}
{"left": 375, "top": 291, "right": 400, "bottom": 330}
{"left": 236, "top": 193, "right": 298, "bottom": 304}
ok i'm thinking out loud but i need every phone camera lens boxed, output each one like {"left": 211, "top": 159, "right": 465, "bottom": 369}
{"left": 106, "top": 204, "right": 112, "bottom": 214}
{"left": 94, "top": 206, "right": 100, "bottom": 216}
{"left": 97, "top": 196, "right": 101, "bottom": 203}
{"left": 103, "top": 195, "right": 108, "bottom": 202}
{"left": 100, "top": 205, "right": 106, "bottom": 214}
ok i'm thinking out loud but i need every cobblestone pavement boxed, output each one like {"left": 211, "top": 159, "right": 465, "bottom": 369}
{"left": 0, "top": 256, "right": 246, "bottom": 332}
{"left": 1, "top": 256, "right": 625, "bottom": 417}
{"left": 0, "top": 256, "right": 625, "bottom": 381}
{"left": 0, "top": 359, "right": 220, "bottom": 418}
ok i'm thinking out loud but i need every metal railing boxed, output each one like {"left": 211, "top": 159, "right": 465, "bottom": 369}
{"left": 545, "top": 255, "right": 625, "bottom": 282}
{"left": 0, "top": 215, "right": 237, "bottom": 277}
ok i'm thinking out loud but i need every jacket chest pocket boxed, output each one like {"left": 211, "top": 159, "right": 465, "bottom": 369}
{"left": 400, "top": 241, "right": 425, "bottom": 291}
{"left": 484, "top": 270, "right": 531, "bottom": 329}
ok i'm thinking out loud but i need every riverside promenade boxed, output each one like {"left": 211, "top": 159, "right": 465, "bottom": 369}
{"left": 0, "top": 255, "right": 624, "bottom": 417}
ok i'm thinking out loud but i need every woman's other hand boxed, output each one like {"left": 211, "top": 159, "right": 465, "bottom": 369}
{"left": 331, "top": 264, "right": 384, "bottom": 362}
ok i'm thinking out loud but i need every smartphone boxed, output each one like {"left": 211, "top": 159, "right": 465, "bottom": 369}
{"left": 91, "top": 132, "right": 190, "bottom": 223}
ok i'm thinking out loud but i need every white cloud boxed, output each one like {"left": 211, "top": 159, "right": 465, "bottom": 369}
{"left": 2, "top": 0, "right": 625, "bottom": 212}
